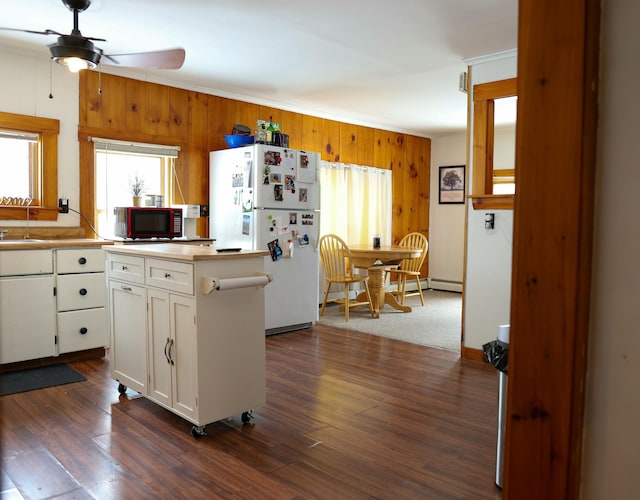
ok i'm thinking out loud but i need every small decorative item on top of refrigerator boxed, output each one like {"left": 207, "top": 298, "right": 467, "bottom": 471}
{"left": 254, "top": 120, "right": 267, "bottom": 144}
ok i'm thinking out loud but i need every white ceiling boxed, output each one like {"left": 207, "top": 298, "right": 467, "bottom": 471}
{"left": 0, "top": 0, "right": 518, "bottom": 138}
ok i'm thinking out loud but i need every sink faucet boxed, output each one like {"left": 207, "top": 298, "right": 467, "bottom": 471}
{"left": 0, "top": 230, "right": 7, "bottom": 240}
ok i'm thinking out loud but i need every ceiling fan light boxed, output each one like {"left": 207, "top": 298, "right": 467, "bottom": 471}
{"left": 60, "top": 57, "right": 91, "bottom": 72}
{"left": 49, "top": 35, "right": 101, "bottom": 71}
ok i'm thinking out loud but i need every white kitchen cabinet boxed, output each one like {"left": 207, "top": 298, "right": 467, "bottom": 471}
{"left": 105, "top": 244, "right": 268, "bottom": 436}
{"left": 147, "top": 288, "right": 197, "bottom": 422}
{"left": 0, "top": 250, "right": 56, "bottom": 364}
{"left": 56, "top": 248, "right": 106, "bottom": 354}
{"left": 0, "top": 244, "right": 109, "bottom": 367}
{"left": 0, "top": 275, "right": 56, "bottom": 364}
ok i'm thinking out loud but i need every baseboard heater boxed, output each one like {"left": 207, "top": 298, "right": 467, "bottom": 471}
{"left": 428, "top": 278, "right": 463, "bottom": 293}
{"left": 266, "top": 322, "right": 313, "bottom": 336}
{"left": 320, "top": 278, "right": 431, "bottom": 304}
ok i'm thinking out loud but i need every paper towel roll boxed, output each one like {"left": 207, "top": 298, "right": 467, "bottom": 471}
{"left": 212, "top": 275, "right": 270, "bottom": 291}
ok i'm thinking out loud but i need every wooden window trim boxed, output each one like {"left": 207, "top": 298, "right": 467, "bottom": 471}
{"left": 0, "top": 112, "right": 60, "bottom": 221}
{"left": 470, "top": 78, "right": 517, "bottom": 210}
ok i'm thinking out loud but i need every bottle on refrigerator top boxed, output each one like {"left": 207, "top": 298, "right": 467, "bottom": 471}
{"left": 266, "top": 116, "right": 275, "bottom": 145}
{"left": 254, "top": 120, "right": 266, "bottom": 144}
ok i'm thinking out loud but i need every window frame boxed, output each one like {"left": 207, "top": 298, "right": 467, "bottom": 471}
{"left": 470, "top": 78, "right": 517, "bottom": 210}
{"left": 0, "top": 111, "right": 60, "bottom": 221}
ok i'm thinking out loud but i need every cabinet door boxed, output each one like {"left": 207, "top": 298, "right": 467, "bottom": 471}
{"left": 170, "top": 294, "right": 197, "bottom": 421}
{"left": 147, "top": 290, "right": 197, "bottom": 421}
{"left": 0, "top": 276, "right": 56, "bottom": 364}
{"left": 147, "top": 289, "right": 172, "bottom": 408}
{"left": 108, "top": 280, "right": 147, "bottom": 394}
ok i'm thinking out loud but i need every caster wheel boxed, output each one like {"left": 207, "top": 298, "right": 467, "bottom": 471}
{"left": 191, "top": 425, "right": 206, "bottom": 438}
{"left": 241, "top": 410, "right": 253, "bottom": 424}
{"left": 117, "top": 383, "right": 127, "bottom": 394}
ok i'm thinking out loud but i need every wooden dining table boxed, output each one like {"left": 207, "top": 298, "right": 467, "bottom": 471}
{"left": 348, "top": 244, "right": 423, "bottom": 317}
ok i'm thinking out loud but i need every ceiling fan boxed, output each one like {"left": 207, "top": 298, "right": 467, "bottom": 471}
{"left": 0, "top": 0, "right": 185, "bottom": 72}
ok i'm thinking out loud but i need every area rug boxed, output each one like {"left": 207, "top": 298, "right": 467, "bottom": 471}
{"left": 316, "top": 289, "right": 462, "bottom": 352}
{"left": 1, "top": 364, "right": 86, "bottom": 396}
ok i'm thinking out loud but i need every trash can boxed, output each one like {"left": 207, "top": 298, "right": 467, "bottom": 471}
{"left": 482, "top": 324, "right": 510, "bottom": 489}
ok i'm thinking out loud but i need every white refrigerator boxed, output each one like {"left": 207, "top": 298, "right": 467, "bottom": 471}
{"left": 210, "top": 145, "right": 320, "bottom": 334}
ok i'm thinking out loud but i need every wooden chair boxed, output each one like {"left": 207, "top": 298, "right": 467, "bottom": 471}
{"left": 319, "top": 234, "right": 375, "bottom": 321}
{"left": 393, "top": 232, "right": 429, "bottom": 306}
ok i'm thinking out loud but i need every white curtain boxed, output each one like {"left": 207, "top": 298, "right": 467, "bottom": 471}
{"left": 319, "top": 161, "right": 392, "bottom": 246}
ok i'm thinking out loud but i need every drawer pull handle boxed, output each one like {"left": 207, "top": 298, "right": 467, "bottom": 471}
{"left": 78, "top": 257, "right": 87, "bottom": 265}
{"left": 164, "top": 272, "right": 171, "bottom": 278}
{"left": 79, "top": 288, "right": 88, "bottom": 296}
{"left": 121, "top": 286, "right": 132, "bottom": 292}
{"left": 122, "top": 265, "right": 128, "bottom": 271}
{"left": 79, "top": 327, "right": 88, "bottom": 335}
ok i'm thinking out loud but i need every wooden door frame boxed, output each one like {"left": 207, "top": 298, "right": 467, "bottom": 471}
{"left": 505, "top": 0, "right": 600, "bottom": 497}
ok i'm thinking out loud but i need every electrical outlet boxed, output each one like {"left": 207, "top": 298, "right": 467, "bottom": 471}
{"left": 58, "top": 198, "right": 69, "bottom": 213}
{"left": 485, "top": 213, "right": 495, "bottom": 230}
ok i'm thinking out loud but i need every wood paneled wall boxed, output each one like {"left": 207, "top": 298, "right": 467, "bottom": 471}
{"left": 78, "top": 72, "right": 430, "bottom": 274}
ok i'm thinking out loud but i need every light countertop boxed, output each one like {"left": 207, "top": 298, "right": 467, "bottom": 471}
{"left": 0, "top": 238, "right": 113, "bottom": 250}
{"left": 104, "top": 243, "right": 269, "bottom": 261}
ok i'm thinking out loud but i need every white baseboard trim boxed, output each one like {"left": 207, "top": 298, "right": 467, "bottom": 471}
{"left": 428, "top": 278, "right": 463, "bottom": 293}
{"left": 320, "top": 277, "right": 461, "bottom": 304}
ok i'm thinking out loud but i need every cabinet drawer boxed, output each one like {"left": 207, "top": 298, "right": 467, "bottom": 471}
{"left": 57, "top": 273, "right": 106, "bottom": 311}
{"left": 57, "top": 248, "right": 105, "bottom": 274}
{"left": 107, "top": 254, "right": 145, "bottom": 284}
{"left": 146, "top": 258, "right": 194, "bottom": 295}
{"left": 0, "top": 249, "right": 53, "bottom": 276}
{"left": 57, "top": 308, "right": 107, "bottom": 353}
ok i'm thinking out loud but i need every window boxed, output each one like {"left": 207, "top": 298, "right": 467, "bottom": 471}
{"left": 0, "top": 111, "right": 59, "bottom": 220}
{"left": 92, "top": 138, "right": 180, "bottom": 238}
{"left": 471, "top": 78, "right": 517, "bottom": 209}
{"left": 319, "top": 162, "right": 392, "bottom": 245}
{"left": 0, "top": 131, "right": 38, "bottom": 200}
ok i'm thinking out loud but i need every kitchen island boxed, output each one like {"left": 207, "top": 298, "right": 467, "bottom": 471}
{"left": 104, "top": 244, "right": 270, "bottom": 437}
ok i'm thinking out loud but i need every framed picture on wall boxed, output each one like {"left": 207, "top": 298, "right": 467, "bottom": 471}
{"left": 439, "top": 165, "right": 466, "bottom": 204}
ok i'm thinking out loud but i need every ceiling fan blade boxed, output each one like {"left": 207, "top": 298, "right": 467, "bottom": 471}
{"left": 0, "top": 26, "right": 105, "bottom": 42}
{"left": 101, "top": 48, "right": 185, "bottom": 69}
{"left": 0, "top": 27, "right": 64, "bottom": 37}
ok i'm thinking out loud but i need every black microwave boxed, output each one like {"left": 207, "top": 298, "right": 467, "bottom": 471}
{"left": 114, "top": 207, "right": 183, "bottom": 239}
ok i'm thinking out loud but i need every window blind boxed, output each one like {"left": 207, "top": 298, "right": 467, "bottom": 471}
{"left": 91, "top": 137, "right": 180, "bottom": 158}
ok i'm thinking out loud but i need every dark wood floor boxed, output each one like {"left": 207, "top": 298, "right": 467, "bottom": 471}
{"left": 1, "top": 324, "right": 502, "bottom": 499}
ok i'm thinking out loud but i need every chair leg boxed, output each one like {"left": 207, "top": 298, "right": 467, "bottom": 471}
{"left": 414, "top": 276, "right": 424, "bottom": 305}
{"left": 363, "top": 280, "right": 376, "bottom": 317}
{"left": 399, "top": 275, "right": 407, "bottom": 305}
{"left": 320, "top": 282, "right": 332, "bottom": 316}
{"left": 344, "top": 283, "right": 350, "bottom": 321}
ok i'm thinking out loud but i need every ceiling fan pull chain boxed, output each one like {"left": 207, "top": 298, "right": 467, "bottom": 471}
{"left": 49, "top": 59, "right": 54, "bottom": 99}
{"left": 98, "top": 66, "right": 102, "bottom": 95}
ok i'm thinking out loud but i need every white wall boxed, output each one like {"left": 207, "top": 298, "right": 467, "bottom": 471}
{"left": 429, "top": 132, "right": 466, "bottom": 289}
{"left": 581, "top": 0, "right": 640, "bottom": 496}
{"left": 0, "top": 48, "right": 80, "bottom": 227}
{"left": 494, "top": 125, "right": 516, "bottom": 171}
{"left": 463, "top": 52, "right": 517, "bottom": 350}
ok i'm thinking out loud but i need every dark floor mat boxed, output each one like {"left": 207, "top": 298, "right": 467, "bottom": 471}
{"left": 1, "top": 364, "right": 86, "bottom": 396}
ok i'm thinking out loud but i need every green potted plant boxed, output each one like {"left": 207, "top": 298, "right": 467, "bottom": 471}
{"left": 129, "top": 174, "right": 146, "bottom": 206}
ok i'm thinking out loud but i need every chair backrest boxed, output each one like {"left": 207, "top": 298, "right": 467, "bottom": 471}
{"left": 398, "top": 232, "right": 429, "bottom": 272}
{"left": 319, "top": 234, "right": 352, "bottom": 280}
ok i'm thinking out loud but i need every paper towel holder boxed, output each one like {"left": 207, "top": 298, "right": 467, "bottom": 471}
{"left": 200, "top": 272, "right": 273, "bottom": 295}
